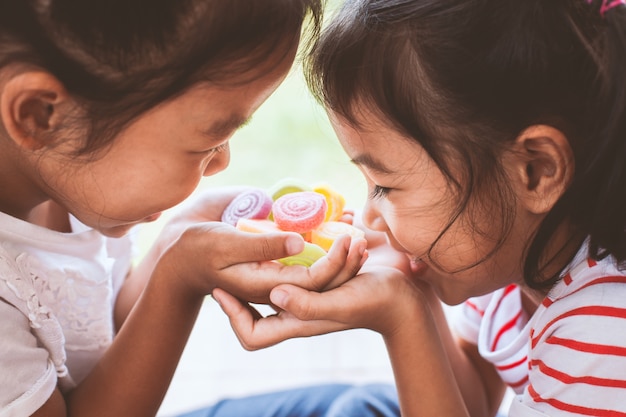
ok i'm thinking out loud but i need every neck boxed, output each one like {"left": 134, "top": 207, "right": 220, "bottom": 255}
{"left": 519, "top": 221, "right": 586, "bottom": 314}
{"left": 0, "top": 166, "right": 48, "bottom": 221}
{"left": 0, "top": 136, "right": 60, "bottom": 227}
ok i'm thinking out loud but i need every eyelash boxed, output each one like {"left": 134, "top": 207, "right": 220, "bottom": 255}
{"left": 370, "top": 185, "right": 391, "bottom": 199}
{"left": 211, "top": 143, "right": 228, "bottom": 153}
{"left": 197, "top": 142, "right": 228, "bottom": 155}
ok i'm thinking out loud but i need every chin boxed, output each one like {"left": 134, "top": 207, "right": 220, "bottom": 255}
{"left": 97, "top": 224, "right": 135, "bottom": 238}
{"left": 428, "top": 281, "right": 473, "bottom": 306}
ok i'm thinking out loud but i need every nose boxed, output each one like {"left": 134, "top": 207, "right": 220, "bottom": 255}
{"left": 361, "top": 198, "right": 388, "bottom": 232}
{"left": 203, "top": 144, "right": 231, "bottom": 177}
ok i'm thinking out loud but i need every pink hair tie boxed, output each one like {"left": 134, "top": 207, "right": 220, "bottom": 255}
{"left": 586, "top": 0, "right": 625, "bottom": 16}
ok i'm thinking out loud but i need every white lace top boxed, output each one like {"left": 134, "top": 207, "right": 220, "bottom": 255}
{"left": 0, "top": 211, "right": 134, "bottom": 417}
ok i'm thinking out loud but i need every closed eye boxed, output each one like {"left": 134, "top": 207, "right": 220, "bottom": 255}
{"left": 209, "top": 142, "right": 229, "bottom": 153}
{"left": 369, "top": 185, "right": 391, "bottom": 199}
{"left": 193, "top": 142, "right": 229, "bottom": 155}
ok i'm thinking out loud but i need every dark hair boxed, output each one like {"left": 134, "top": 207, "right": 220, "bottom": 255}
{"left": 306, "top": 0, "right": 626, "bottom": 288}
{"left": 0, "top": 0, "right": 324, "bottom": 154}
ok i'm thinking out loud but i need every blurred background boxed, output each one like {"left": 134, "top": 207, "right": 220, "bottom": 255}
{"left": 145, "top": 2, "right": 396, "bottom": 415}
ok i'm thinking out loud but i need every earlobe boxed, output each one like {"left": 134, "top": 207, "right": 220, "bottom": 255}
{"left": 510, "top": 125, "right": 574, "bottom": 214}
{"left": 0, "top": 71, "right": 67, "bottom": 151}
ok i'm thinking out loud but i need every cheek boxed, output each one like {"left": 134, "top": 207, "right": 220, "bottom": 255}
{"left": 384, "top": 208, "right": 439, "bottom": 255}
{"left": 426, "top": 213, "right": 502, "bottom": 275}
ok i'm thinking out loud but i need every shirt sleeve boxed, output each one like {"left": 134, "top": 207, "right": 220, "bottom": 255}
{"left": 517, "top": 280, "right": 626, "bottom": 416}
{"left": 0, "top": 299, "right": 57, "bottom": 417}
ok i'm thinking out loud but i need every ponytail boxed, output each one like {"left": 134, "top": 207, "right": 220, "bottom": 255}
{"left": 580, "top": 0, "right": 626, "bottom": 265}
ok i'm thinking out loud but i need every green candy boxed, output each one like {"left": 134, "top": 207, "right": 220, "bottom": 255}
{"left": 268, "top": 177, "right": 312, "bottom": 201}
{"left": 278, "top": 242, "right": 327, "bottom": 267}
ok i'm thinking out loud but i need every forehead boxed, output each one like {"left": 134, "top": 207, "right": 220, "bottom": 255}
{"left": 329, "top": 110, "right": 427, "bottom": 174}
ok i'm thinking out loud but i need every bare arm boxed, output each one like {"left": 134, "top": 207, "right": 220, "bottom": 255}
{"left": 33, "top": 212, "right": 366, "bottom": 416}
{"left": 113, "top": 187, "right": 249, "bottom": 329}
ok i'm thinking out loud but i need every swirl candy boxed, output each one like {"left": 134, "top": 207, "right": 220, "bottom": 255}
{"left": 311, "top": 221, "right": 365, "bottom": 252}
{"left": 272, "top": 191, "right": 328, "bottom": 234}
{"left": 221, "top": 188, "right": 273, "bottom": 226}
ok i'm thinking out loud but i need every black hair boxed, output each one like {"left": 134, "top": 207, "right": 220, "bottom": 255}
{"left": 0, "top": 0, "right": 324, "bottom": 154}
{"left": 306, "top": 0, "right": 626, "bottom": 288}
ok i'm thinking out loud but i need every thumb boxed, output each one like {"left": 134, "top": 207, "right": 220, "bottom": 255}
{"left": 226, "top": 230, "right": 305, "bottom": 263}
{"left": 270, "top": 284, "right": 340, "bottom": 322}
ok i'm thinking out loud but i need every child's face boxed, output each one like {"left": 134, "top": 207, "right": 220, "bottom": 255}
{"left": 39, "top": 52, "right": 295, "bottom": 237}
{"left": 330, "top": 112, "right": 535, "bottom": 305}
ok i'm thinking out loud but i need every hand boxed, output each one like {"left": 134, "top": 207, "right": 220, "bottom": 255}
{"left": 212, "top": 264, "right": 424, "bottom": 350}
{"left": 349, "top": 209, "right": 415, "bottom": 277}
{"left": 157, "top": 221, "right": 368, "bottom": 304}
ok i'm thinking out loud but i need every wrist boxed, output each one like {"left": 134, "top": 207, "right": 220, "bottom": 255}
{"left": 151, "top": 236, "right": 210, "bottom": 303}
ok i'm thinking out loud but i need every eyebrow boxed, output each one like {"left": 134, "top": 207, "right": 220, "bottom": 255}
{"left": 203, "top": 115, "right": 252, "bottom": 137}
{"left": 350, "top": 154, "right": 394, "bottom": 174}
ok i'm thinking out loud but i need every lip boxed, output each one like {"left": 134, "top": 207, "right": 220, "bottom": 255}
{"left": 409, "top": 256, "right": 428, "bottom": 275}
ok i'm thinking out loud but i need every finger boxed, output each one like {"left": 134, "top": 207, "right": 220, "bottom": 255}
{"left": 321, "top": 236, "right": 368, "bottom": 290}
{"left": 208, "top": 224, "right": 305, "bottom": 264}
{"left": 338, "top": 210, "right": 354, "bottom": 224}
{"left": 214, "top": 287, "right": 347, "bottom": 349}
{"left": 269, "top": 284, "right": 357, "bottom": 323}
{"left": 211, "top": 288, "right": 264, "bottom": 344}
{"left": 307, "top": 235, "right": 368, "bottom": 291}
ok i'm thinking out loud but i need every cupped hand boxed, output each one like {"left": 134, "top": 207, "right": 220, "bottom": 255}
{"left": 157, "top": 221, "right": 368, "bottom": 304}
{"left": 212, "top": 264, "right": 424, "bottom": 350}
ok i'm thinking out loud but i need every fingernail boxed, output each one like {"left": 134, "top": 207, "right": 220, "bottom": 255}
{"left": 270, "top": 289, "right": 288, "bottom": 307}
{"left": 285, "top": 234, "right": 304, "bottom": 255}
{"left": 358, "top": 240, "right": 367, "bottom": 256}
{"left": 212, "top": 291, "right": 223, "bottom": 307}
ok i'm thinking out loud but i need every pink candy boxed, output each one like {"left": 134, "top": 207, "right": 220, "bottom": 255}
{"left": 272, "top": 191, "right": 327, "bottom": 234}
{"left": 221, "top": 188, "right": 274, "bottom": 226}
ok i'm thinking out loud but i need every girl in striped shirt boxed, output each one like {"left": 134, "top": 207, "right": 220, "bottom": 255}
{"left": 213, "top": 0, "right": 626, "bottom": 416}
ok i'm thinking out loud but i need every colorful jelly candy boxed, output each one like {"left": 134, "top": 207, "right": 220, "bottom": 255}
{"left": 221, "top": 188, "right": 273, "bottom": 226}
{"left": 229, "top": 179, "right": 362, "bottom": 267}
{"left": 312, "top": 183, "right": 346, "bottom": 222}
{"left": 278, "top": 242, "right": 327, "bottom": 267}
{"left": 272, "top": 191, "right": 328, "bottom": 234}
{"left": 268, "top": 177, "right": 311, "bottom": 201}
{"left": 235, "top": 218, "right": 281, "bottom": 233}
{"left": 311, "top": 221, "right": 365, "bottom": 251}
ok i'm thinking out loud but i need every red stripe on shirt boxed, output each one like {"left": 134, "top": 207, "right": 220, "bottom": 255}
{"left": 491, "top": 309, "right": 523, "bottom": 351}
{"left": 532, "top": 306, "right": 626, "bottom": 348}
{"left": 563, "top": 273, "right": 573, "bottom": 285}
{"left": 497, "top": 355, "right": 528, "bottom": 371}
{"left": 530, "top": 359, "right": 626, "bottom": 388}
{"left": 464, "top": 300, "right": 484, "bottom": 316}
{"left": 490, "top": 284, "right": 518, "bottom": 315}
{"left": 557, "top": 276, "right": 626, "bottom": 302}
{"left": 509, "top": 374, "right": 529, "bottom": 388}
{"left": 528, "top": 383, "right": 626, "bottom": 416}
{"left": 587, "top": 258, "right": 597, "bottom": 268}
{"left": 546, "top": 336, "right": 626, "bottom": 357}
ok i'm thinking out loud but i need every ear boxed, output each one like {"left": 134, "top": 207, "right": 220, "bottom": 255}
{"left": 508, "top": 125, "right": 574, "bottom": 214}
{"left": 0, "top": 71, "right": 68, "bottom": 151}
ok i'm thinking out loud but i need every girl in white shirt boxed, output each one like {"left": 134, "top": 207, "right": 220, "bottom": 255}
{"left": 0, "top": 1, "right": 372, "bottom": 416}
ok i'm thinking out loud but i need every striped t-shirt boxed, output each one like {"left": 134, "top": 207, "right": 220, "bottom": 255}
{"left": 452, "top": 248, "right": 626, "bottom": 416}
